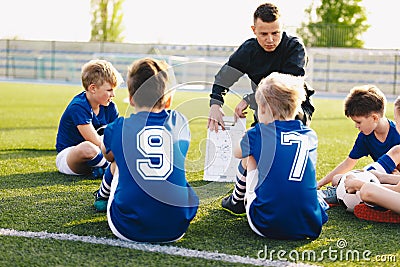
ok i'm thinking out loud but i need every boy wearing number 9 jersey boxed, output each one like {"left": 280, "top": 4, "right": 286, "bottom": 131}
{"left": 221, "top": 72, "right": 328, "bottom": 240}
{"left": 94, "top": 58, "right": 199, "bottom": 242}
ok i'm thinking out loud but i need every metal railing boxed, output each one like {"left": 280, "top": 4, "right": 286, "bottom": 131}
{"left": 1, "top": 39, "right": 400, "bottom": 96}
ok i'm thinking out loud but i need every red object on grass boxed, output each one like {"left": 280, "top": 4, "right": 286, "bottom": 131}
{"left": 354, "top": 204, "right": 400, "bottom": 223}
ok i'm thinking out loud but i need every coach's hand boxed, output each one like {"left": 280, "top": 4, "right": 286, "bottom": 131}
{"left": 234, "top": 99, "right": 249, "bottom": 121}
{"left": 208, "top": 104, "right": 225, "bottom": 132}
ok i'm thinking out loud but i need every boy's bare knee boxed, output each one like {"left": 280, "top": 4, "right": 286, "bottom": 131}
{"left": 76, "top": 141, "right": 100, "bottom": 159}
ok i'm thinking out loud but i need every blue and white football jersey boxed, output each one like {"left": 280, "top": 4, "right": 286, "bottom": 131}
{"left": 349, "top": 119, "right": 400, "bottom": 161}
{"left": 241, "top": 120, "right": 327, "bottom": 240}
{"left": 56, "top": 92, "right": 118, "bottom": 152}
{"left": 103, "top": 110, "right": 199, "bottom": 242}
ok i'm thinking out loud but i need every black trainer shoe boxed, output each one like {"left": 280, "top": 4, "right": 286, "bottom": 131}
{"left": 221, "top": 195, "right": 246, "bottom": 215}
{"left": 319, "top": 186, "right": 339, "bottom": 206}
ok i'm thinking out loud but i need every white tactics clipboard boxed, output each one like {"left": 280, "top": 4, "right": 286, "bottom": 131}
{"left": 203, "top": 117, "right": 246, "bottom": 182}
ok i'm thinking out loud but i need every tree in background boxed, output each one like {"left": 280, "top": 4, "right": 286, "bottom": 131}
{"left": 90, "top": 0, "right": 125, "bottom": 42}
{"left": 297, "top": 0, "right": 370, "bottom": 47}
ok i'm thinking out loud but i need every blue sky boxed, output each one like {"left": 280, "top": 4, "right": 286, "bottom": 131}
{"left": 0, "top": 0, "right": 398, "bottom": 49}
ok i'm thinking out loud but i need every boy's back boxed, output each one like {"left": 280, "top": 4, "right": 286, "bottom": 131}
{"left": 104, "top": 109, "right": 198, "bottom": 242}
{"left": 93, "top": 57, "right": 198, "bottom": 243}
{"left": 245, "top": 120, "right": 326, "bottom": 240}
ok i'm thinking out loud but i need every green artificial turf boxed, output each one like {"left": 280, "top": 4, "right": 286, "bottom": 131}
{"left": 0, "top": 82, "right": 398, "bottom": 266}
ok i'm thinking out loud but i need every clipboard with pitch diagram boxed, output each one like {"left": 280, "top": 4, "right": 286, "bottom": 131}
{"left": 203, "top": 117, "right": 246, "bottom": 182}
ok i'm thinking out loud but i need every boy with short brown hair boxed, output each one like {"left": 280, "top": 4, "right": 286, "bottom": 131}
{"left": 55, "top": 59, "right": 122, "bottom": 177}
{"left": 318, "top": 85, "right": 400, "bottom": 189}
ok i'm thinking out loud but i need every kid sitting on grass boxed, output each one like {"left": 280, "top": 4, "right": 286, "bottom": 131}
{"left": 93, "top": 58, "right": 199, "bottom": 243}
{"left": 358, "top": 96, "right": 400, "bottom": 184}
{"left": 318, "top": 85, "right": 400, "bottom": 191}
{"left": 221, "top": 72, "right": 328, "bottom": 240}
{"left": 55, "top": 59, "right": 122, "bottom": 177}
{"left": 335, "top": 96, "right": 400, "bottom": 223}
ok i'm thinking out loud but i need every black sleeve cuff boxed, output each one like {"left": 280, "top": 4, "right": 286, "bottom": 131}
{"left": 210, "top": 95, "right": 224, "bottom": 107}
{"left": 243, "top": 93, "right": 257, "bottom": 110}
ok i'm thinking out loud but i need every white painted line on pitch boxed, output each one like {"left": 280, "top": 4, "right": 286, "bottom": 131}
{"left": 0, "top": 228, "right": 317, "bottom": 267}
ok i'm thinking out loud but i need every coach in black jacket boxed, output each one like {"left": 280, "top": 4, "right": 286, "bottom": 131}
{"left": 208, "top": 2, "right": 314, "bottom": 131}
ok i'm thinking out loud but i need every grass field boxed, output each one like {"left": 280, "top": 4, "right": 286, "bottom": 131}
{"left": 0, "top": 82, "right": 399, "bottom": 266}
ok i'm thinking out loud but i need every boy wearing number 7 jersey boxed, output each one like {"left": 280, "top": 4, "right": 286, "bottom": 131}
{"left": 221, "top": 72, "right": 328, "bottom": 240}
{"left": 93, "top": 58, "right": 199, "bottom": 243}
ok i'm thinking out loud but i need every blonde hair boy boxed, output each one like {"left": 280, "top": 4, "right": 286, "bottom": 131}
{"left": 221, "top": 72, "right": 327, "bottom": 240}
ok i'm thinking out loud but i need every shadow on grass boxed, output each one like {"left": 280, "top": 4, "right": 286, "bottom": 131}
{"left": 0, "top": 170, "right": 101, "bottom": 190}
{"left": 0, "top": 149, "right": 56, "bottom": 160}
{"left": 182, "top": 206, "right": 313, "bottom": 260}
{"left": 190, "top": 181, "right": 233, "bottom": 205}
{"left": 0, "top": 170, "right": 110, "bottom": 237}
{"left": 0, "top": 148, "right": 104, "bottom": 189}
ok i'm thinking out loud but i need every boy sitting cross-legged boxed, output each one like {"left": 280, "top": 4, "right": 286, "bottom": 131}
{"left": 221, "top": 72, "right": 328, "bottom": 240}
{"left": 93, "top": 58, "right": 199, "bottom": 243}
{"left": 55, "top": 59, "right": 122, "bottom": 178}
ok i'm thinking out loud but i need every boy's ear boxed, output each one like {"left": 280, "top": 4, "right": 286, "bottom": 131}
{"left": 259, "top": 103, "right": 266, "bottom": 114}
{"left": 371, "top": 113, "right": 380, "bottom": 121}
{"left": 129, "top": 95, "right": 135, "bottom": 107}
{"left": 88, "top": 83, "right": 96, "bottom": 93}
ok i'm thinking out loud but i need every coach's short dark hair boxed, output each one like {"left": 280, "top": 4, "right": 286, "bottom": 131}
{"left": 254, "top": 3, "right": 280, "bottom": 23}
